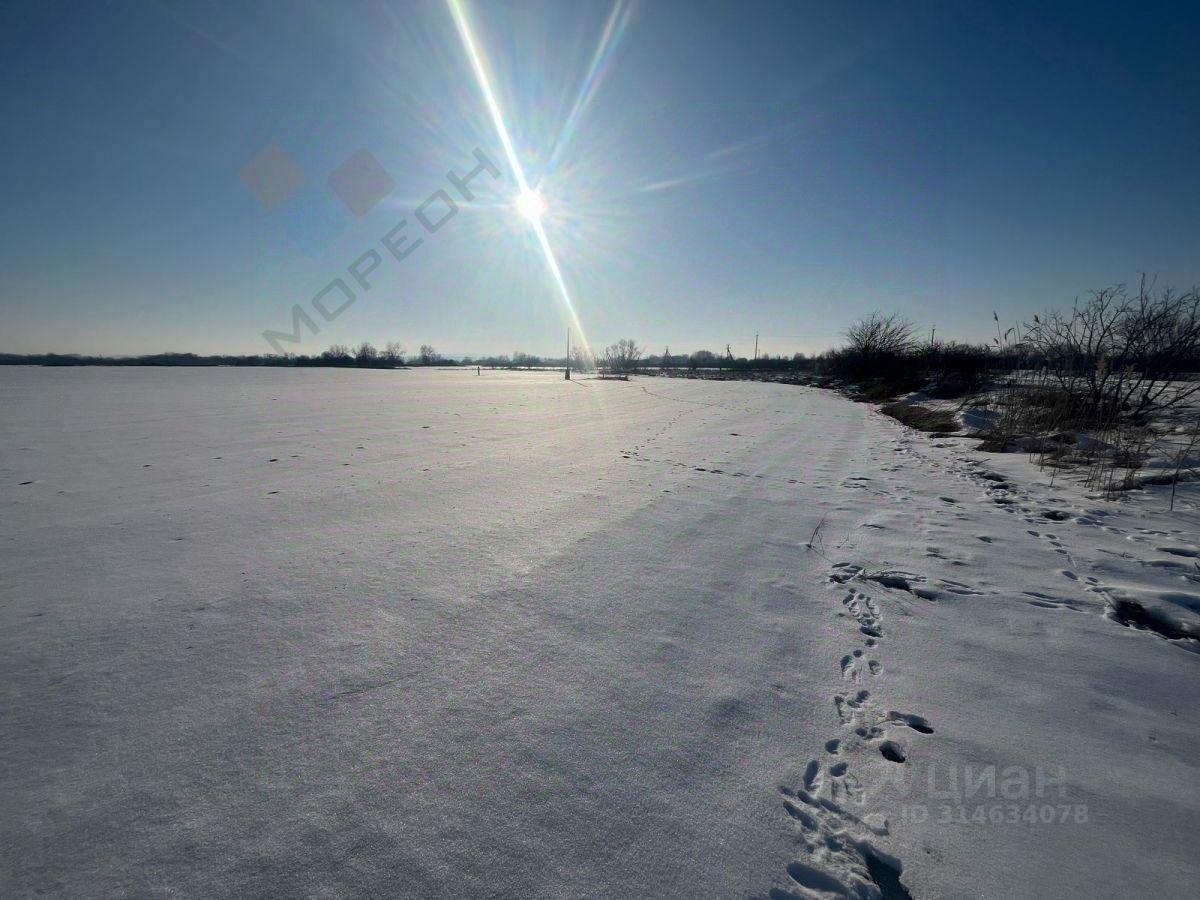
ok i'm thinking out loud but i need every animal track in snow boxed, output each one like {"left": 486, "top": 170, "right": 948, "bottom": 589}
{"left": 937, "top": 578, "right": 985, "bottom": 596}
{"left": 834, "top": 689, "right": 874, "bottom": 725}
{"left": 830, "top": 766, "right": 866, "bottom": 804}
{"left": 1023, "top": 590, "right": 1088, "bottom": 612}
{"left": 803, "top": 759, "right": 823, "bottom": 792}
{"left": 842, "top": 590, "right": 884, "bottom": 636}
{"left": 856, "top": 569, "right": 942, "bottom": 601}
{"left": 839, "top": 654, "right": 885, "bottom": 688}
{"left": 828, "top": 562, "right": 864, "bottom": 584}
{"left": 886, "top": 711, "right": 934, "bottom": 734}
{"left": 777, "top": 785, "right": 912, "bottom": 899}
{"left": 800, "top": 562, "right": 935, "bottom": 898}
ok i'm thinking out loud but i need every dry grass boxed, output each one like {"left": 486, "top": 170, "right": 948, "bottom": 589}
{"left": 880, "top": 401, "right": 958, "bottom": 433}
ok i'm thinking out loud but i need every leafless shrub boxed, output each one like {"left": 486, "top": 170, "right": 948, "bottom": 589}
{"left": 820, "top": 313, "right": 926, "bottom": 394}
{"left": 845, "top": 312, "right": 917, "bottom": 356}
{"left": 974, "top": 285, "right": 1200, "bottom": 497}
{"left": 1025, "top": 280, "right": 1200, "bottom": 421}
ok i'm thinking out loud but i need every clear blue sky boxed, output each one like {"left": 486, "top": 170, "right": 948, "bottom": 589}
{"left": 2, "top": 0, "right": 1198, "bottom": 357}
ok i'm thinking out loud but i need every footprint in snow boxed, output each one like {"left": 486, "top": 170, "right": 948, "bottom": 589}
{"left": 775, "top": 786, "right": 910, "bottom": 899}
{"left": 887, "top": 711, "right": 934, "bottom": 734}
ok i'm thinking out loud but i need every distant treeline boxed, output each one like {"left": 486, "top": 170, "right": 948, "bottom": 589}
{"left": 0, "top": 352, "right": 342, "bottom": 368}
{"left": 8, "top": 282, "right": 1195, "bottom": 393}
{"left": 0, "top": 343, "right": 421, "bottom": 368}
{"left": 0, "top": 345, "right": 822, "bottom": 372}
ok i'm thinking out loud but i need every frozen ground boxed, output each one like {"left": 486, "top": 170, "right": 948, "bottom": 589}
{"left": 1, "top": 367, "right": 1197, "bottom": 899}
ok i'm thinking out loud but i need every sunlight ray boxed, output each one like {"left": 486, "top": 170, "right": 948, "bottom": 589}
{"left": 446, "top": 0, "right": 592, "bottom": 356}
{"left": 544, "top": 0, "right": 633, "bottom": 176}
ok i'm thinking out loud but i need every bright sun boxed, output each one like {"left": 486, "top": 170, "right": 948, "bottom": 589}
{"left": 514, "top": 188, "right": 548, "bottom": 223}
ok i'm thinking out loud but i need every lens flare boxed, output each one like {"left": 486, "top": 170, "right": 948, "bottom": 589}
{"left": 545, "top": 0, "right": 633, "bottom": 176}
{"left": 446, "top": 0, "right": 591, "bottom": 356}
{"left": 514, "top": 188, "right": 548, "bottom": 223}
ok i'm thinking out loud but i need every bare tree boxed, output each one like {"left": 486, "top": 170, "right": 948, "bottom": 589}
{"left": 321, "top": 344, "right": 352, "bottom": 365}
{"left": 418, "top": 344, "right": 441, "bottom": 365}
{"left": 622, "top": 339, "right": 642, "bottom": 371}
{"left": 1025, "top": 281, "right": 1200, "bottom": 419}
{"left": 844, "top": 312, "right": 917, "bottom": 357}
{"left": 383, "top": 341, "right": 404, "bottom": 364}
{"left": 570, "top": 346, "right": 595, "bottom": 373}
{"left": 354, "top": 342, "right": 378, "bottom": 363}
{"left": 602, "top": 339, "right": 643, "bottom": 373}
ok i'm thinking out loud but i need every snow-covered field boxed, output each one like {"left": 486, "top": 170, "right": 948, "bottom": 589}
{"left": 1, "top": 367, "right": 1197, "bottom": 898}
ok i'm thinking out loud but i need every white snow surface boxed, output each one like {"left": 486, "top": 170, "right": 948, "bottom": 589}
{"left": 1, "top": 367, "right": 1198, "bottom": 899}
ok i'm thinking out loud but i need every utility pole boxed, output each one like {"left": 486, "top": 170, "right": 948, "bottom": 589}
{"left": 753, "top": 332, "right": 759, "bottom": 361}
{"left": 565, "top": 327, "right": 571, "bottom": 379}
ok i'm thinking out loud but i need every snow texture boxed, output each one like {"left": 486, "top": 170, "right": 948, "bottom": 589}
{"left": 1, "top": 367, "right": 1197, "bottom": 898}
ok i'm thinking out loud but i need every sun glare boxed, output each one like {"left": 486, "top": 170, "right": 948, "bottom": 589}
{"left": 447, "top": 0, "right": 591, "bottom": 356}
{"left": 514, "top": 188, "right": 548, "bottom": 223}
